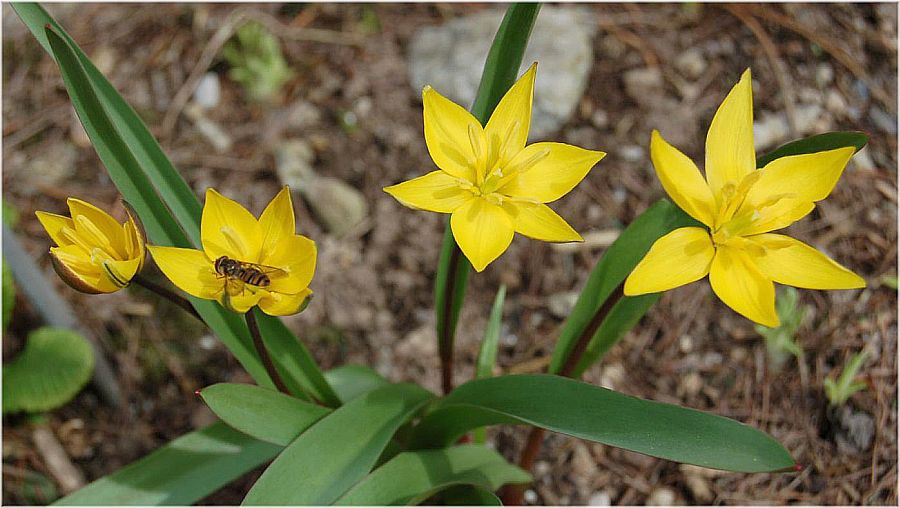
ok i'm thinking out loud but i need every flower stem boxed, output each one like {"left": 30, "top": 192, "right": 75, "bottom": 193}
{"left": 502, "top": 281, "right": 627, "bottom": 505}
{"left": 245, "top": 310, "right": 291, "bottom": 395}
{"left": 438, "top": 239, "right": 467, "bottom": 395}
{"left": 132, "top": 273, "right": 201, "bottom": 321}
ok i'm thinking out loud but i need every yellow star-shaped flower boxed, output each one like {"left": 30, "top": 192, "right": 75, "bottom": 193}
{"left": 624, "top": 69, "right": 865, "bottom": 327}
{"left": 148, "top": 187, "right": 316, "bottom": 316}
{"left": 36, "top": 198, "right": 146, "bottom": 294}
{"left": 384, "top": 63, "right": 606, "bottom": 271}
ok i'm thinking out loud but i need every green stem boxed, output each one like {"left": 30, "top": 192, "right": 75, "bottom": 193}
{"left": 245, "top": 310, "right": 291, "bottom": 396}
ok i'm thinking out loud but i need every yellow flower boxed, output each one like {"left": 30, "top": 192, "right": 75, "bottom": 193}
{"left": 36, "top": 198, "right": 146, "bottom": 294}
{"left": 148, "top": 187, "right": 315, "bottom": 316}
{"left": 384, "top": 63, "right": 606, "bottom": 272}
{"left": 624, "top": 69, "right": 865, "bottom": 327}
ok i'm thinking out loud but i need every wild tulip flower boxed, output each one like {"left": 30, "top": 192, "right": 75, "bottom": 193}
{"left": 624, "top": 69, "right": 864, "bottom": 327}
{"left": 148, "top": 187, "right": 315, "bottom": 316}
{"left": 384, "top": 63, "right": 606, "bottom": 272}
{"left": 36, "top": 198, "right": 146, "bottom": 294}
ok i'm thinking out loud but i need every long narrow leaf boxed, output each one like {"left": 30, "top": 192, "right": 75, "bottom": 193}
{"left": 53, "top": 422, "right": 280, "bottom": 506}
{"left": 411, "top": 375, "right": 795, "bottom": 473}
{"left": 549, "top": 199, "right": 699, "bottom": 375}
{"left": 323, "top": 364, "right": 390, "bottom": 404}
{"left": 434, "top": 3, "right": 541, "bottom": 371}
{"left": 242, "top": 383, "right": 434, "bottom": 505}
{"left": 335, "top": 445, "right": 531, "bottom": 506}
{"left": 473, "top": 284, "right": 506, "bottom": 444}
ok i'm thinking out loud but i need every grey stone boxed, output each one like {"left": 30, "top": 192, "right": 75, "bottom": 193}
{"left": 623, "top": 67, "right": 664, "bottom": 105}
{"left": 675, "top": 48, "right": 707, "bottom": 79}
{"left": 408, "top": 6, "right": 598, "bottom": 140}
{"left": 193, "top": 72, "right": 221, "bottom": 109}
{"left": 589, "top": 491, "right": 612, "bottom": 506}
{"left": 547, "top": 291, "right": 579, "bottom": 319}
{"left": 647, "top": 487, "right": 677, "bottom": 506}
{"left": 274, "top": 140, "right": 369, "bottom": 237}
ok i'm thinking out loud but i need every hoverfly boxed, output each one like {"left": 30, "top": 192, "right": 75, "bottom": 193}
{"left": 214, "top": 256, "right": 286, "bottom": 295}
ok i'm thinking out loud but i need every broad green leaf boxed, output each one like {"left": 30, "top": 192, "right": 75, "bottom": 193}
{"left": 434, "top": 3, "right": 540, "bottom": 376}
{"left": 54, "top": 422, "right": 281, "bottom": 506}
{"left": 18, "top": 6, "right": 334, "bottom": 403}
{"left": 3, "top": 327, "right": 94, "bottom": 414}
{"left": 243, "top": 383, "right": 434, "bottom": 505}
{"left": 436, "top": 485, "right": 504, "bottom": 506}
{"left": 550, "top": 199, "right": 699, "bottom": 376}
{"left": 411, "top": 374, "right": 795, "bottom": 473}
{"left": 253, "top": 308, "right": 342, "bottom": 406}
{"left": 473, "top": 284, "right": 506, "bottom": 444}
{"left": 53, "top": 365, "right": 388, "bottom": 506}
{"left": 335, "top": 445, "right": 531, "bottom": 506}
{"left": 324, "top": 364, "right": 390, "bottom": 403}
{"left": 199, "top": 383, "right": 330, "bottom": 446}
{"left": 756, "top": 131, "right": 868, "bottom": 168}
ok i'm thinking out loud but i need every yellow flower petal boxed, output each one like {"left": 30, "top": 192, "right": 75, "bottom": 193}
{"left": 423, "top": 86, "right": 482, "bottom": 183}
{"left": 148, "top": 245, "right": 221, "bottom": 300}
{"left": 258, "top": 186, "right": 295, "bottom": 259}
{"left": 484, "top": 63, "right": 536, "bottom": 165}
{"left": 705, "top": 69, "right": 756, "bottom": 196}
{"left": 502, "top": 201, "right": 582, "bottom": 242}
{"left": 123, "top": 205, "right": 146, "bottom": 268}
{"left": 499, "top": 142, "right": 606, "bottom": 203}
{"left": 708, "top": 244, "right": 779, "bottom": 327}
{"left": 101, "top": 257, "right": 142, "bottom": 289}
{"left": 450, "top": 197, "right": 514, "bottom": 272}
{"left": 624, "top": 227, "right": 715, "bottom": 295}
{"left": 731, "top": 198, "right": 815, "bottom": 237}
{"left": 742, "top": 147, "right": 856, "bottom": 212}
{"left": 221, "top": 289, "right": 266, "bottom": 314}
{"left": 384, "top": 171, "right": 474, "bottom": 213}
{"left": 259, "top": 288, "right": 313, "bottom": 316}
{"left": 35, "top": 211, "right": 76, "bottom": 248}
{"left": 749, "top": 233, "right": 866, "bottom": 289}
{"left": 261, "top": 234, "right": 317, "bottom": 295}
{"left": 67, "top": 198, "right": 127, "bottom": 258}
{"left": 50, "top": 245, "right": 115, "bottom": 294}
{"left": 650, "top": 130, "right": 716, "bottom": 227}
{"left": 201, "top": 188, "right": 263, "bottom": 263}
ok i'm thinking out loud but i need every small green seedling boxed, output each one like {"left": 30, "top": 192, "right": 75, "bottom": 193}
{"left": 755, "top": 287, "right": 805, "bottom": 371}
{"left": 824, "top": 350, "right": 869, "bottom": 407}
{"left": 222, "top": 21, "right": 293, "bottom": 103}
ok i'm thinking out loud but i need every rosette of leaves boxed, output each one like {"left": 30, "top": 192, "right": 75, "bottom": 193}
{"left": 2, "top": 327, "right": 95, "bottom": 414}
{"left": 222, "top": 21, "right": 294, "bottom": 103}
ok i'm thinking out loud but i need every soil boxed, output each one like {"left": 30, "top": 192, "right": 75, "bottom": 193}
{"left": 2, "top": 3, "right": 897, "bottom": 505}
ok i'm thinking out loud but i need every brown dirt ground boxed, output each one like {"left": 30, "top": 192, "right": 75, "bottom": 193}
{"left": 2, "top": 3, "right": 897, "bottom": 505}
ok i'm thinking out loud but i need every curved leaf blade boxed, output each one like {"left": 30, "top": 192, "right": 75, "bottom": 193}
{"left": 199, "top": 383, "right": 329, "bottom": 446}
{"left": 550, "top": 199, "right": 699, "bottom": 375}
{"left": 336, "top": 445, "right": 530, "bottom": 506}
{"left": 242, "top": 383, "right": 434, "bottom": 505}
{"left": 412, "top": 375, "right": 795, "bottom": 473}
{"left": 53, "top": 422, "right": 281, "bottom": 506}
{"left": 324, "top": 364, "right": 391, "bottom": 404}
{"left": 756, "top": 131, "right": 868, "bottom": 168}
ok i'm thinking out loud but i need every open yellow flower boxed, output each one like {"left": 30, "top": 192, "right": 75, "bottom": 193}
{"left": 36, "top": 198, "right": 145, "bottom": 294}
{"left": 148, "top": 187, "right": 315, "bottom": 316}
{"left": 624, "top": 69, "right": 864, "bottom": 327}
{"left": 384, "top": 63, "right": 606, "bottom": 272}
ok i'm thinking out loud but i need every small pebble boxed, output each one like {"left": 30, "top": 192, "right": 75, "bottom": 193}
{"left": 193, "top": 72, "right": 220, "bottom": 109}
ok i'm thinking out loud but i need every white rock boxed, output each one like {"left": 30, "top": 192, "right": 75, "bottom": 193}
{"left": 623, "top": 67, "right": 664, "bottom": 105}
{"left": 647, "top": 487, "right": 677, "bottom": 506}
{"left": 193, "top": 72, "right": 221, "bottom": 109}
{"left": 408, "top": 6, "right": 598, "bottom": 140}
{"left": 547, "top": 291, "right": 579, "bottom": 319}
{"left": 675, "top": 48, "right": 707, "bottom": 79}
{"left": 589, "top": 491, "right": 612, "bottom": 506}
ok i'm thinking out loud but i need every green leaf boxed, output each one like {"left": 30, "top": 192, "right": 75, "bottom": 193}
{"left": 434, "top": 3, "right": 540, "bottom": 374}
{"left": 54, "top": 422, "right": 281, "bottom": 506}
{"left": 3, "top": 260, "right": 15, "bottom": 333}
{"left": 550, "top": 199, "right": 699, "bottom": 376}
{"left": 3, "top": 327, "right": 94, "bottom": 414}
{"left": 335, "top": 444, "right": 531, "bottom": 506}
{"left": 411, "top": 374, "right": 795, "bottom": 473}
{"left": 16, "top": 6, "right": 334, "bottom": 403}
{"left": 756, "top": 131, "right": 868, "bottom": 168}
{"left": 473, "top": 285, "right": 506, "bottom": 444}
{"left": 199, "top": 383, "right": 330, "bottom": 446}
{"left": 324, "top": 364, "right": 391, "bottom": 403}
{"left": 435, "top": 485, "right": 504, "bottom": 506}
{"left": 253, "top": 309, "right": 342, "bottom": 407}
{"left": 242, "top": 383, "right": 434, "bottom": 505}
